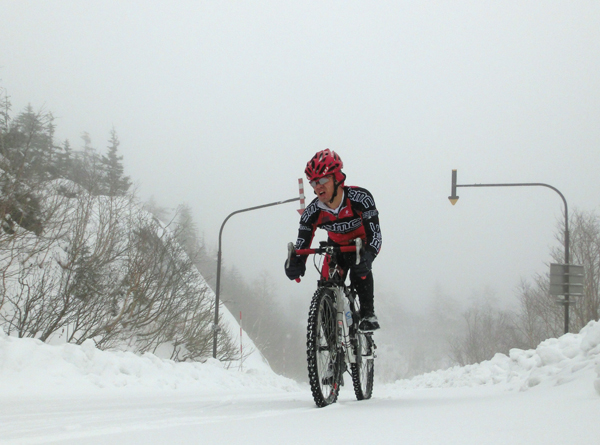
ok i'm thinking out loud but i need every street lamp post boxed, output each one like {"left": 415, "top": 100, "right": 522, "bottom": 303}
{"left": 448, "top": 169, "right": 573, "bottom": 333}
{"left": 212, "top": 197, "right": 300, "bottom": 359}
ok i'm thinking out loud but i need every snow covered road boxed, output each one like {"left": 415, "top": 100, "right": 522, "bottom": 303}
{"left": 1, "top": 321, "right": 600, "bottom": 444}
{"left": 2, "top": 373, "right": 599, "bottom": 445}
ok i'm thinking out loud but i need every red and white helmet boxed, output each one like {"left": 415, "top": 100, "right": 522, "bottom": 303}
{"left": 305, "top": 149, "right": 345, "bottom": 183}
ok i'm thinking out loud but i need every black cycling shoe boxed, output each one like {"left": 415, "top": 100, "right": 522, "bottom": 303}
{"left": 358, "top": 315, "right": 380, "bottom": 332}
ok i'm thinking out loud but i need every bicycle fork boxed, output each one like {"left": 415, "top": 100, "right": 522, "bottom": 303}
{"left": 333, "top": 286, "right": 357, "bottom": 366}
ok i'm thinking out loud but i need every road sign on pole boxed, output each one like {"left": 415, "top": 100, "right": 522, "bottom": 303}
{"left": 549, "top": 263, "right": 584, "bottom": 297}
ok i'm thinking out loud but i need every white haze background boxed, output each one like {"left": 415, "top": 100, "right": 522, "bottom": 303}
{"left": 2, "top": 1, "right": 599, "bottom": 316}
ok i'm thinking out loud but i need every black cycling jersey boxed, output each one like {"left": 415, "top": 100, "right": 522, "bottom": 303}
{"left": 295, "top": 186, "right": 382, "bottom": 257}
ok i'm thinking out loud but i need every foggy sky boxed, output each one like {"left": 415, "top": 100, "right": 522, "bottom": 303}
{"left": 2, "top": 1, "right": 600, "bottom": 312}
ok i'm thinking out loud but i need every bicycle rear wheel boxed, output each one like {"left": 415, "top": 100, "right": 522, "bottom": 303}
{"left": 306, "top": 287, "right": 341, "bottom": 407}
{"left": 351, "top": 330, "right": 374, "bottom": 400}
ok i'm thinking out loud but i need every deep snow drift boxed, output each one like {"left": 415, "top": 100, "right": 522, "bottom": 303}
{"left": 1, "top": 320, "right": 599, "bottom": 444}
{"left": 389, "top": 319, "right": 600, "bottom": 394}
{"left": 2, "top": 320, "right": 599, "bottom": 397}
{"left": 0, "top": 330, "right": 296, "bottom": 399}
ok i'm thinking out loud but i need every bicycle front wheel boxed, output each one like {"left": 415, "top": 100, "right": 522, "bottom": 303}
{"left": 306, "top": 287, "right": 340, "bottom": 407}
{"left": 351, "top": 330, "right": 374, "bottom": 400}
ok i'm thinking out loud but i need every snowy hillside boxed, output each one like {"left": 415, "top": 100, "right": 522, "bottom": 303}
{"left": 0, "top": 171, "right": 269, "bottom": 371}
{"left": 1, "top": 319, "right": 599, "bottom": 443}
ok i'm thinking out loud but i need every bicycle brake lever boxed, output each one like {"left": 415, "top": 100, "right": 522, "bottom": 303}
{"left": 287, "top": 243, "right": 302, "bottom": 283}
{"left": 355, "top": 238, "right": 363, "bottom": 265}
{"left": 286, "top": 242, "right": 295, "bottom": 269}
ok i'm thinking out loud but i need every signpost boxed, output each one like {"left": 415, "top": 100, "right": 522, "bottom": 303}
{"left": 549, "top": 263, "right": 585, "bottom": 333}
{"left": 549, "top": 264, "right": 584, "bottom": 298}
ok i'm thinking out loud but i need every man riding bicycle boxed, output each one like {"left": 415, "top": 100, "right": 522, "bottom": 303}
{"left": 285, "top": 149, "right": 382, "bottom": 331}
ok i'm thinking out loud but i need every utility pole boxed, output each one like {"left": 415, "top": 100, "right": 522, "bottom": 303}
{"left": 212, "top": 194, "right": 302, "bottom": 359}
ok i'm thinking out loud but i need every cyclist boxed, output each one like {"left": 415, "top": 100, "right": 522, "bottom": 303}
{"left": 285, "top": 149, "right": 382, "bottom": 331}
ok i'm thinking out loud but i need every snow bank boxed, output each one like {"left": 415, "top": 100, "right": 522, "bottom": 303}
{"left": 0, "top": 332, "right": 300, "bottom": 397}
{"left": 390, "top": 320, "right": 600, "bottom": 394}
{"left": 2, "top": 317, "right": 599, "bottom": 400}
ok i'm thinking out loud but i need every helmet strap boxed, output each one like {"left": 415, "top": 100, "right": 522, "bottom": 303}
{"left": 329, "top": 187, "right": 338, "bottom": 204}
{"left": 329, "top": 173, "right": 346, "bottom": 204}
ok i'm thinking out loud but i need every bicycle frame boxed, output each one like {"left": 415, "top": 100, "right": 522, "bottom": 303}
{"left": 290, "top": 239, "right": 363, "bottom": 366}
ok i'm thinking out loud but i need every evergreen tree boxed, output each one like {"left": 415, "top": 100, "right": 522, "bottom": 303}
{"left": 0, "top": 87, "right": 10, "bottom": 144}
{"left": 0, "top": 102, "right": 52, "bottom": 235}
{"left": 14, "top": 105, "right": 57, "bottom": 179}
{"left": 143, "top": 195, "right": 171, "bottom": 222}
{"left": 71, "top": 132, "right": 104, "bottom": 194}
{"left": 101, "top": 128, "right": 131, "bottom": 196}
{"left": 1, "top": 104, "right": 57, "bottom": 181}
{"left": 55, "top": 139, "right": 73, "bottom": 179}
{"left": 174, "top": 203, "right": 208, "bottom": 268}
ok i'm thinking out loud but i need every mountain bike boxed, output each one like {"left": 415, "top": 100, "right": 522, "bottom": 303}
{"left": 287, "top": 238, "right": 376, "bottom": 407}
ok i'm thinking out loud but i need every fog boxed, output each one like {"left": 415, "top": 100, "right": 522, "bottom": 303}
{"left": 2, "top": 1, "right": 600, "bottom": 316}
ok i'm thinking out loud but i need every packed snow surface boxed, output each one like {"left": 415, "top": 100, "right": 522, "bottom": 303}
{"left": 1, "top": 321, "right": 599, "bottom": 444}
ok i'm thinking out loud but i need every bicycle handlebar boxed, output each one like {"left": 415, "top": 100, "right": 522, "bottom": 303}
{"left": 287, "top": 239, "right": 363, "bottom": 283}
{"left": 295, "top": 245, "right": 358, "bottom": 256}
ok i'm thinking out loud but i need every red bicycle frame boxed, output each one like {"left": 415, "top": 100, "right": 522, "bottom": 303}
{"left": 288, "top": 239, "right": 362, "bottom": 283}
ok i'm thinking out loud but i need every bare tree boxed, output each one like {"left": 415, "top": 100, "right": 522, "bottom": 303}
{"left": 449, "top": 290, "right": 522, "bottom": 366}
{"left": 558, "top": 210, "right": 600, "bottom": 329}
{"left": 516, "top": 208, "right": 600, "bottom": 347}
{"left": 1, "top": 187, "right": 237, "bottom": 361}
{"left": 515, "top": 277, "right": 563, "bottom": 348}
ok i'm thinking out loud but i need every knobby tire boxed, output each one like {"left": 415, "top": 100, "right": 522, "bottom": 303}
{"left": 306, "top": 287, "right": 340, "bottom": 407}
{"left": 350, "top": 329, "right": 374, "bottom": 400}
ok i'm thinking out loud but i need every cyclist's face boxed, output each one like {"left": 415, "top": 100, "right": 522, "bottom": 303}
{"left": 312, "top": 175, "right": 334, "bottom": 203}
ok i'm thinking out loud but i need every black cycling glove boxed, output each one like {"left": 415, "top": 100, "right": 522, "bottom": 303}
{"left": 353, "top": 251, "right": 375, "bottom": 278}
{"left": 285, "top": 255, "right": 306, "bottom": 280}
